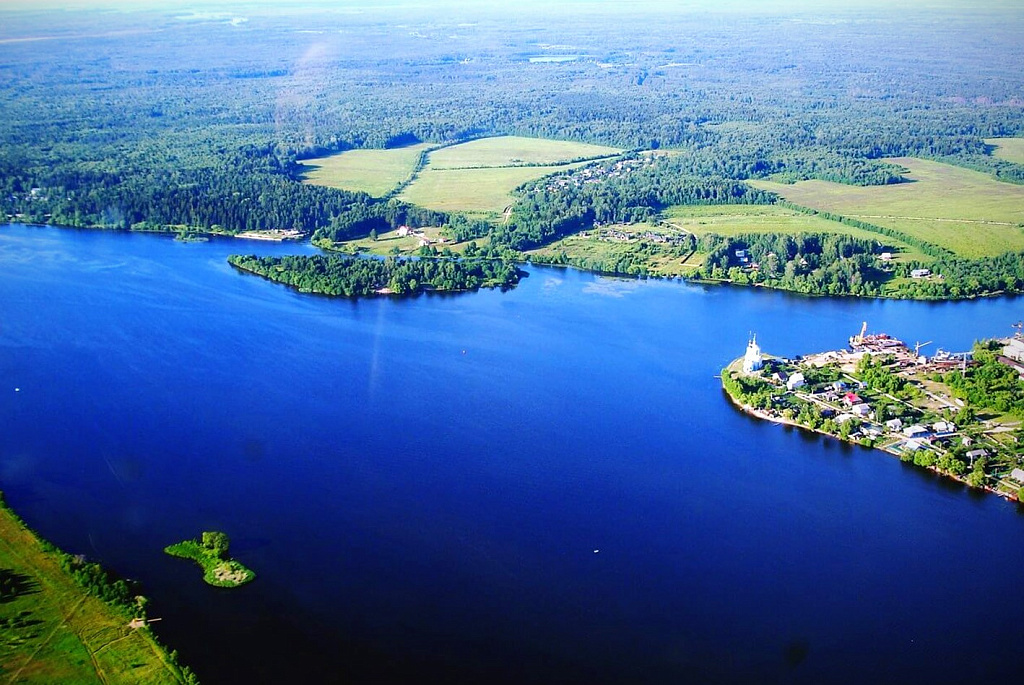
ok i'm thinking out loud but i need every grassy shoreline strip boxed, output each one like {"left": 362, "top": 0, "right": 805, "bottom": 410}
{"left": 0, "top": 492, "right": 193, "bottom": 684}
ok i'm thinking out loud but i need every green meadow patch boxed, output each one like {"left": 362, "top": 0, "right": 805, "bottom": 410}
{"left": 398, "top": 136, "right": 620, "bottom": 214}
{"left": 661, "top": 204, "right": 928, "bottom": 262}
{"left": 399, "top": 163, "right": 590, "bottom": 215}
{"left": 425, "top": 136, "right": 619, "bottom": 170}
{"left": 752, "top": 157, "right": 1024, "bottom": 258}
{"left": 986, "top": 137, "right": 1024, "bottom": 165}
{"left": 299, "top": 143, "right": 432, "bottom": 196}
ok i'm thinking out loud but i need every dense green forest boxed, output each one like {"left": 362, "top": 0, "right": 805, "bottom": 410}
{"left": 1, "top": 3, "right": 1023, "bottom": 298}
{"left": 229, "top": 253, "right": 521, "bottom": 297}
{"left": 942, "top": 341, "right": 1024, "bottom": 418}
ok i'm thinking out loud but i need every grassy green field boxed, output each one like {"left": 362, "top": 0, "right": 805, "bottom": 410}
{"left": 302, "top": 136, "right": 621, "bottom": 212}
{"left": 399, "top": 136, "right": 620, "bottom": 214}
{"left": 986, "top": 137, "right": 1024, "bottom": 165}
{"left": 425, "top": 136, "right": 619, "bottom": 170}
{"left": 298, "top": 143, "right": 432, "bottom": 196}
{"left": 0, "top": 503, "right": 183, "bottom": 684}
{"left": 399, "top": 163, "right": 589, "bottom": 214}
{"left": 752, "top": 157, "right": 1024, "bottom": 258}
{"left": 661, "top": 204, "right": 928, "bottom": 260}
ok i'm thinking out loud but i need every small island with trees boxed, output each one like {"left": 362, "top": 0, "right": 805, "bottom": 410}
{"left": 722, "top": 324, "right": 1024, "bottom": 501}
{"left": 228, "top": 252, "right": 521, "bottom": 298}
{"left": 164, "top": 531, "right": 255, "bottom": 588}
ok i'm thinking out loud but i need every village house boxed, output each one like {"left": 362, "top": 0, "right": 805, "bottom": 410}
{"left": 843, "top": 392, "right": 861, "bottom": 406}
{"left": 997, "top": 355, "right": 1024, "bottom": 377}
{"left": 850, "top": 403, "right": 871, "bottom": 417}
{"left": 1011, "top": 468, "right": 1024, "bottom": 484}
{"left": 786, "top": 372, "right": 806, "bottom": 391}
{"left": 932, "top": 421, "right": 956, "bottom": 434}
{"left": 911, "top": 268, "right": 931, "bottom": 279}
{"left": 885, "top": 418, "right": 903, "bottom": 432}
{"left": 966, "top": 448, "right": 988, "bottom": 465}
{"left": 903, "top": 424, "right": 929, "bottom": 439}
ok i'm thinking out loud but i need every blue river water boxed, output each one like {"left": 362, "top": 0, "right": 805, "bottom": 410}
{"left": 1, "top": 223, "right": 1023, "bottom": 684}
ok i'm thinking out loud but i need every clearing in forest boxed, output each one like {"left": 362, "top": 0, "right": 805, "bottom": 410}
{"left": 399, "top": 136, "right": 620, "bottom": 215}
{"left": 986, "top": 137, "right": 1024, "bottom": 165}
{"left": 752, "top": 157, "right": 1024, "bottom": 259}
{"left": 424, "top": 136, "right": 619, "bottom": 170}
{"left": 298, "top": 143, "right": 432, "bottom": 196}
{"left": 661, "top": 204, "right": 926, "bottom": 260}
{"left": 399, "top": 163, "right": 592, "bottom": 215}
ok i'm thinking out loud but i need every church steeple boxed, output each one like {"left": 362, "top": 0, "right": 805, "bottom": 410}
{"left": 743, "top": 333, "right": 763, "bottom": 373}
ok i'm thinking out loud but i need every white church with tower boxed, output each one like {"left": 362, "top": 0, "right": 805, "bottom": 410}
{"left": 742, "top": 333, "right": 763, "bottom": 374}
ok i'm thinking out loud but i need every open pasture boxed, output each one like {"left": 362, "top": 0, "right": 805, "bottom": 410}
{"left": 664, "top": 204, "right": 889, "bottom": 239}
{"left": 986, "top": 137, "right": 1024, "bottom": 165}
{"left": 299, "top": 143, "right": 432, "bottom": 196}
{"left": 752, "top": 157, "right": 1024, "bottom": 258}
{"left": 662, "top": 204, "right": 927, "bottom": 261}
{"left": 425, "top": 136, "right": 619, "bottom": 170}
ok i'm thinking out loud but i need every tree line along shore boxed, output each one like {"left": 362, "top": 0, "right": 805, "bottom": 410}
{"left": 0, "top": 493, "right": 197, "bottom": 684}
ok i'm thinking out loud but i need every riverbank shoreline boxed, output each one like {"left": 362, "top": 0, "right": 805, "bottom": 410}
{"left": 721, "top": 356, "right": 1020, "bottom": 503}
{"left": 0, "top": 492, "right": 194, "bottom": 683}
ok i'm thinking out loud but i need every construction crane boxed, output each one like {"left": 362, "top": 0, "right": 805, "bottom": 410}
{"left": 914, "top": 340, "right": 932, "bottom": 356}
{"left": 851, "top": 321, "right": 868, "bottom": 346}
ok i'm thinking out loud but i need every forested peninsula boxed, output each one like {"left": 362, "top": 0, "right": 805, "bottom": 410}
{"left": 228, "top": 254, "right": 521, "bottom": 297}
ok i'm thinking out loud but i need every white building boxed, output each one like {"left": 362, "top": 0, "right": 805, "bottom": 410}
{"left": 966, "top": 449, "right": 988, "bottom": 465}
{"left": 743, "top": 334, "right": 763, "bottom": 374}
{"left": 1002, "top": 337, "right": 1024, "bottom": 363}
{"left": 904, "top": 425, "right": 929, "bottom": 438}
{"left": 850, "top": 403, "right": 871, "bottom": 417}
{"left": 786, "top": 372, "right": 806, "bottom": 391}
